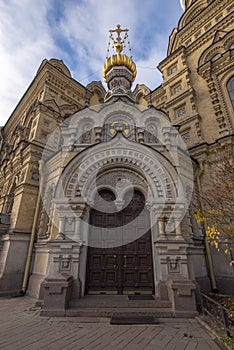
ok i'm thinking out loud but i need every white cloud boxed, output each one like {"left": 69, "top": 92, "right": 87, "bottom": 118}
{"left": 0, "top": 0, "right": 182, "bottom": 126}
{"left": 58, "top": 0, "right": 168, "bottom": 87}
{"left": 0, "top": 0, "right": 55, "bottom": 125}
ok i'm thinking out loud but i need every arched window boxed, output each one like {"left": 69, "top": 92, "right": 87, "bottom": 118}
{"left": 144, "top": 124, "right": 158, "bottom": 144}
{"left": 227, "top": 76, "right": 234, "bottom": 109}
{"left": 211, "top": 53, "right": 221, "bottom": 62}
{"left": 81, "top": 124, "right": 92, "bottom": 144}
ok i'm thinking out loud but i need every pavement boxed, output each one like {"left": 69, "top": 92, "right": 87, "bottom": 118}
{"left": 0, "top": 296, "right": 224, "bottom": 350}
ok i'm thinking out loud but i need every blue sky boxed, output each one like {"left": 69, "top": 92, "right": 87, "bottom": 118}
{"left": 0, "top": 0, "right": 184, "bottom": 125}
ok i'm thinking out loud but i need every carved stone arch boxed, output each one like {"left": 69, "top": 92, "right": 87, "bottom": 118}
{"left": 133, "top": 84, "right": 150, "bottom": 107}
{"left": 198, "top": 44, "right": 224, "bottom": 66}
{"left": 94, "top": 165, "right": 149, "bottom": 205}
{"left": 144, "top": 124, "right": 158, "bottom": 144}
{"left": 143, "top": 113, "right": 167, "bottom": 144}
{"left": 48, "top": 58, "right": 71, "bottom": 78}
{"left": 4, "top": 177, "right": 17, "bottom": 214}
{"left": 22, "top": 100, "right": 38, "bottom": 127}
{"left": 75, "top": 117, "right": 95, "bottom": 144}
{"left": 103, "top": 110, "right": 136, "bottom": 126}
{"left": 6, "top": 177, "right": 16, "bottom": 197}
{"left": 178, "top": 0, "right": 207, "bottom": 29}
{"left": 142, "top": 106, "right": 170, "bottom": 124}
{"left": 223, "top": 30, "right": 234, "bottom": 50}
{"left": 43, "top": 99, "right": 60, "bottom": 113}
{"left": 87, "top": 81, "right": 106, "bottom": 105}
{"left": 218, "top": 70, "right": 234, "bottom": 118}
{"left": 81, "top": 124, "right": 93, "bottom": 144}
{"left": 78, "top": 155, "right": 171, "bottom": 203}
{"left": 136, "top": 92, "right": 146, "bottom": 107}
{"left": 72, "top": 114, "right": 96, "bottom": 129}
{"left": 89, "top": 184, "right": 118, "bottom": 204}
{"left": 57, "top": 136, "right": 179, "bottom": 206}
{"left": 118, "top": 183, "right": 148, "bottom": 203}
{"left": 144, "top": 115, "right": 157, "bottom": 133}
{"left": 144, "top": 115, "right": 161, "bottom": 125}
{"left": 25, "top": 117, "right": 33, "bottom": 139}
{"left": 227, "top": 76, "right": 234, "bottom": 110}
{"left": 9, "top": 124, "right": 23, "bottom": 146}
{"left": 97, "top": 101, "right": 142, "bottom": 126}
{"left": 60, "top": 104, "right": 79, "bottom": 118}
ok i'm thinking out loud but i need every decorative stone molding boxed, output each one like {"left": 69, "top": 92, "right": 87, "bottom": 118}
{"left": 104, "top": 66, "right": 136, "bottom": 103}
{"left": 60, "top": 135, "right": 179, "bottom": 202}
{"left": 198, "top": 61, "right": 231, "bottom": 135}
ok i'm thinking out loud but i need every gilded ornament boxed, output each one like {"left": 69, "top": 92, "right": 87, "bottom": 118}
{"left": 102, "top": 24, "right": 137, "bottom": 83}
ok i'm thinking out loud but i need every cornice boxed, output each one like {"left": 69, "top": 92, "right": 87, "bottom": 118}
{"left": 186, "top": 15, "right": 234, "bottom": 55}
{"left": 3, "top": 61, "right": 88, "bottom": 137}
{"left": 178, "top": 0, "right": 226, "bottom": 37}
{"left": 173, "top": 113, "right": 201, "bottom": 127}
{"left": 162, "top": 67, "right": 190, "bottom": 86}
{"left": 164, "top": 88, "right": 194, "bottom": 108}
{"left": 189, "top": 133, "right": 234, "bottom": 156}
{"left": 172, "top": 0, "right": 233, "bottom": 52}
{"left": 158, "top": 46, "right": 186, "bottom": 71}
{"left": 198, "top": 50, "right": 234, "bottom": 133}
{"left": 150, "top": 85, "right": 164, "bottom": 99}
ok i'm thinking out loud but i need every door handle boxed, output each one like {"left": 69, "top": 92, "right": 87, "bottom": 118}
{"left": 124, "top": 255, "right": 127, "bottom": 268}
{"left": 113, "top": 255, "right": 117, "bottom": 268}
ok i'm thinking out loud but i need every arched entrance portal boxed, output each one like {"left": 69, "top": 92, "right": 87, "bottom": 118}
{"left": 86, "top": 189, "right": 154, "bottom": 295}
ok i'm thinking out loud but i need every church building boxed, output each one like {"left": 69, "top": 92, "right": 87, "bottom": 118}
{"left": 0, "top": 0, "right": 233, "bottom": 316}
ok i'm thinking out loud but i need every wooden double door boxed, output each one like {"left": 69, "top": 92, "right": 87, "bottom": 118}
{"left": 86, "top": 189, "right": 154, "bottom": 295}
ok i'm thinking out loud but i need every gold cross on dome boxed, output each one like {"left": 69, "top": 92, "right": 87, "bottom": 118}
{"left": 108, "top": 24, "right": 129, "bottom": 54}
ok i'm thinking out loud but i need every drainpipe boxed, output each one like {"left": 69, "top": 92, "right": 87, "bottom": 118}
{"left": 197, "top": 159, "right": 217, "bottom": 292}
{"left": 21, "top": 159, "right": 45, "bottom": 294}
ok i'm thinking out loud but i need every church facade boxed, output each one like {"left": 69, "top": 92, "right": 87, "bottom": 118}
{"left": 0, "top": 0, "right": 233, "bottom": 311}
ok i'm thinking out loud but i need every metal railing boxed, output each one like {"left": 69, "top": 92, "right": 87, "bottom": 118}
{"left": 201, "top": 293, "right": 234, "bottom": 338}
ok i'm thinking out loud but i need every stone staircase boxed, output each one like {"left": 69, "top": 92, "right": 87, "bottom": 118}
{"left": 66, "top": 295, "right": 173, "bottom": 318}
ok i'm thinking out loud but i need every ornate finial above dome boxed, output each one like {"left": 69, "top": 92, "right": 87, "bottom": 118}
{"left": 103, "top": 25, "right": 137, "bottom": 103}
{"left": 109, "top": 24, "right": 129, "bottom": 55}
{"left": 102, "top": 24, "right": 137, "bottom": 84}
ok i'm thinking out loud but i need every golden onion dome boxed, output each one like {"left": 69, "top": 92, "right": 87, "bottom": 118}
{"left": 103, "top": 25, "right": 137, "bottom": 83}
{"left": 102, "top": 53, "right": 137, "bottom": 83}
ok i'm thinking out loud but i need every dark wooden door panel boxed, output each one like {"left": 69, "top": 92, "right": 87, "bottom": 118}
{"left": 86, "top": 190, "right": 154, "bottom": 295}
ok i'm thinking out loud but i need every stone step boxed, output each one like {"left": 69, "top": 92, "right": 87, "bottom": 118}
{"left": 66, "top": 307, "right": 173, "bottom": 318}
{"left": 70, "top": 297, "right": 171, "bottom": 309}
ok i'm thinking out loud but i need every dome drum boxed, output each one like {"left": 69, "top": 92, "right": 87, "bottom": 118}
{"left": 105, "top": 66, "right": 133, "bottom": 88}
{"left": 103, "top": 62, "right": 136, "bottom": 102}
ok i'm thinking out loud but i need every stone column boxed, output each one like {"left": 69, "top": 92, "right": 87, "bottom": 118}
{"left": 158, "top": 218, "right": 166, "bottom": 239}
{"left": 74, "top": 214, "right": 82, "bottom": 242}
{"left": 57, "top": 215, "right": 66, "bottom": 240}
{"left": 94, "top": 127, "right": 102, "bottom": 143}
{"left": 174, "top": 214, "right": 184, "bottom": 240}
{"left": 137, "top": 127, "right": 144, "bottom": 143}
